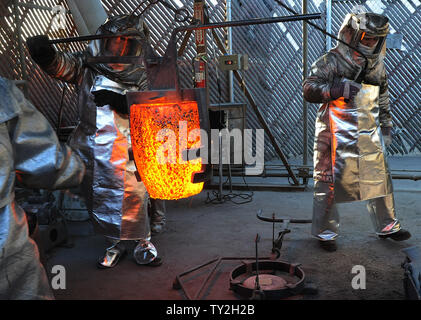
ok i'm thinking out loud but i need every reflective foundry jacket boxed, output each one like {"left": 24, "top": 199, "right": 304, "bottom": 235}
{"left": 303, "top": 17, "right": 392, "bottom": 129}
{"left": 0, "top": 77, "right": 85, "bottom": 299}
{"left": 302, "top": 16, "right": 394, "bottom": 203}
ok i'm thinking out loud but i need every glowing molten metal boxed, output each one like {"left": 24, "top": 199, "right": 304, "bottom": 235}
{"left": 130, "top": 101, "right": 204, "bottom": 200}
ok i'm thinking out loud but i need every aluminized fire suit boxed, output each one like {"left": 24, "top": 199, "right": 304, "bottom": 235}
{"left": 35, "top": 16, "right": 159, "bottom": 242}
{"left": 0, "top": 77, "right": 85, "bottom": 299}
{"left": 28, "top": 15, "right": 165, "bottom": 265}
{"left": 303, "top": 13, "right": 401, "bottom": 241}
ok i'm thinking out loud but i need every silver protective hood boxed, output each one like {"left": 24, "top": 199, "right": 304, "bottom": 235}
{"left": 335, "top": 12, "right": 389, "bottom": 73}
{"left": 86, "top": 14, "right": 149, "bottom": 89}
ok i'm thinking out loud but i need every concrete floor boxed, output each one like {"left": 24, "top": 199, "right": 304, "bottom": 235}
{"left": 43, "top": 156, "right": 421, "bottom": 300}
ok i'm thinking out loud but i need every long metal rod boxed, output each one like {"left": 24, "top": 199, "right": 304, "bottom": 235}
{"left": 302, "top": 0, "right": 309, "bottom": 171}
{"left": 213, "top": 170, "right": 421, "bottom": 181}
{"left": 48, "top": 32, "right": 142, "bottom": 44}
{"left": 174, "top": 13, "right": 321, "bottom": 34}
{"left": 194, "top": 258, "right": 222, "bottom": 300}
{"left": 273, "top": 0, "right": 368, "bottom": 60}
{"left": 257, "top": 209, "right": 312, "bottom": 224}
{"left": 48, "top": 14, "right": 321, "bottom": 45}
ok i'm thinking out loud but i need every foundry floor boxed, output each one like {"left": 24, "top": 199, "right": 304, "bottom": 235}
{"left": 44, "top": 155, "right": 421, "bottom": 300}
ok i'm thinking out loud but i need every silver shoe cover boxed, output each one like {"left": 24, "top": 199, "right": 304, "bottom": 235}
{"left": 367, "top": 194, "right": 401, "bottom": 235}
{"left": 98, "top": 242, "right": 126, "bottom": 268}
{"left": 133, "top": 239, "right": 158, "bottom": 265}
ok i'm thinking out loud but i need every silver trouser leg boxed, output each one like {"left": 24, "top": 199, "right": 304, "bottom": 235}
{"left": 367, "top": 193, "right": 401, "bottom": 235}
{"left": 312, "top": 108, "right": 339, "bottom": 241}
{"left": 133, "top": 239, "right": 159, "bottom": 265}
{"left": 312, "top": 180, "right": 340, "bottom": 241}
{"left": 149, "top": 198, "right": 166, "bottom": 226}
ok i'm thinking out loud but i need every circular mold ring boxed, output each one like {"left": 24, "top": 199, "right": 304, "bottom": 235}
{"left": 229, "top": 260, "right": 306, "bottom": 299}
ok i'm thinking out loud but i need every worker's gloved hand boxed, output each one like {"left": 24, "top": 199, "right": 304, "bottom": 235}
{"left": 26, "top": 35, "right": 56, "bottom": 68}
{"left": 330, "top": 78, "right": 362, "bottom": 100}
{"left": 93, "top": 90, "right": 129, "bottom": 114}
{"left": 381, "top": 126, "right": 392, "bottom": 147}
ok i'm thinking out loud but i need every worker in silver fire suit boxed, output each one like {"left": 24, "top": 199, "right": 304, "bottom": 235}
{"left": 26, "top": 14, "right": 165, "bottom": 268}
{"left": 0, "top": 77, "right": 85, "bottom": 299}
{"left": 303, "top": 12, "right": 411, "bottom": 251}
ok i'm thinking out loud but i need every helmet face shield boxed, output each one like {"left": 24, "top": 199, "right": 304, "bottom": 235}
{"left": 360, "top": 33, "right": 379, "bottom": 47}
{"left": 87, "top": 14, "right": 151, "bottom": 87}
{"left": 337, "top": 12, "right": 389, "bottom": 58}
{"left": 358, "top": 32, "right": 384, "bottom": 56}
{"left": 103, "top": 36, "right": 142, "bottom": 57}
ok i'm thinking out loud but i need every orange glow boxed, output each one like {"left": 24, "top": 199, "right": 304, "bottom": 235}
{"left": 361, "top": 32, "right": 366, "bottom": 40}
{"left": 329, "top": 97, "right": 348, "bottom": 173}
{"left": 130, "top": 101, "right": 204, "bottom": 200}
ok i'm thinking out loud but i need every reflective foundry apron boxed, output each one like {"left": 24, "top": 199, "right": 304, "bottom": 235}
{"left": 329, "top": 83, "right": 393, "bottom": 203}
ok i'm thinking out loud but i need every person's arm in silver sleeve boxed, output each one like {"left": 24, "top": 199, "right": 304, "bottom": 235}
{"left": 303, "top": 54, "right": 337, "bottom": 104}
{"left": 26, "top": 35, "right": 85, "bottom": 85}
{"left": 7, "top": 81, "right": 85, "bottom": 190}
{"left": 303, "top": 53, "right": 362, "bottom": 104}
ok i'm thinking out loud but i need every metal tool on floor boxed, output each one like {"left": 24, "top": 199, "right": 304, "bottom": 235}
{"left": 173, "top": 211, "right": 317, "bottom": 300}
{"left": 256, "top": 209, "right": 312, "bottom": 259}
{"left": 250, "top": 234, "right": 265, "bottom": 300}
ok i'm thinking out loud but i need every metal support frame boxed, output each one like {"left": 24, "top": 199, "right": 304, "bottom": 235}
{"left": 173, "top": 256, "right": 271, "bottom": 300}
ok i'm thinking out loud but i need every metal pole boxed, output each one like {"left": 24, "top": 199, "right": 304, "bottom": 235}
{"left": 302, "top": 0, "right": 308, "bottom": 170}
{"left": 50, "top": 14, "right": 322, "bottom": 45}
{"left": 326, "top": 0, "right": 332, "bottom": 51}
{"left": 13, "top": 0, "right": 27, "bottom": 96}
{"left": 175, "top": 13, "right": 321, "bottom": 33}
{"left": 227, "top": 0, "right": 234, "bottom": 103}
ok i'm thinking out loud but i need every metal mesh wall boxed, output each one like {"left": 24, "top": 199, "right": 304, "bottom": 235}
{"left": 1, "top": 0, "right": 420, "bottom": 158}
{"left": 231, "top": 0, "right": 325, "bottom": 160}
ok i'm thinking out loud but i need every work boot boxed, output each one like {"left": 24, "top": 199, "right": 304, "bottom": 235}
{"left": 149, "top": 199, "right": 166, "bottom": 234}
{"left": 378, "top": 229, "right": 411, "bottom": 241}
{"left": 319, "top": 240, "right": 337, "bottom": 252}
{"left": 97, "top": 241, "right": 127, "bottom": 269}
{"left": 133, "top": 239, "right": 163, "bottom": 266}
{"left": 151, "top": 220, "right": 166, "bottom": 234}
